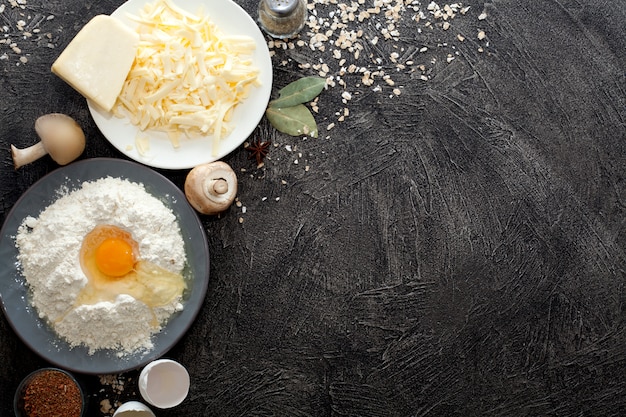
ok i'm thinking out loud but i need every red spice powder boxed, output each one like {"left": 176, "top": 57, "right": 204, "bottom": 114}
{"left": 21, "top": 370, "right": 82, "bottom": 417}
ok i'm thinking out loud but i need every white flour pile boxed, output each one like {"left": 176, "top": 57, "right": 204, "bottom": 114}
{"left": 15, "top": 177, "right": 187, "bottom": 355}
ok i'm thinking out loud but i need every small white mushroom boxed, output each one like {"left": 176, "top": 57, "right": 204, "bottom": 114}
{"left": 184, "top": 161, "right": 238, "bottom": 215}
{"left": 11, "top": 113, "right": 86, "bottom": 169}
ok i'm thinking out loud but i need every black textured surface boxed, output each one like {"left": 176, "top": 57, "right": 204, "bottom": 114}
{"left": 1, "top": 0, "right": 625, "bottom": 416}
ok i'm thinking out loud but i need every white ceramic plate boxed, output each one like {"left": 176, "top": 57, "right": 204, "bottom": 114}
{"left": 88, "top": 0, "right": 273, "bottom": 170}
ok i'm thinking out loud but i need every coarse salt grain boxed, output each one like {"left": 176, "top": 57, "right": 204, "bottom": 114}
{"left": 266, "top": 0, "right": 478, "bottom": 144}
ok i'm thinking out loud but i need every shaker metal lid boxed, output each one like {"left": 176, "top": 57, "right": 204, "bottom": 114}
{"left": 264, "top": 0, "right": 300, "bottom": 17}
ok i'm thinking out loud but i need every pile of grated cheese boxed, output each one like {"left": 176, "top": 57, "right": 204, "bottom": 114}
{"left": 113, "top": 0, "right": 261, "bottom": 153}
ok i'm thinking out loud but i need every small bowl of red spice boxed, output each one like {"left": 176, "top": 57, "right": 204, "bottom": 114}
{"left": 14, "top": 368, "right": 86, "bottom": 417}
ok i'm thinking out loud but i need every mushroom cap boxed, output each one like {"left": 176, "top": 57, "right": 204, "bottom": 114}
{"left": 184, "top": 161, "right": 238, "bottom": 215}
{"left": 35, "top": 113, "right": 86, "bottom": 165}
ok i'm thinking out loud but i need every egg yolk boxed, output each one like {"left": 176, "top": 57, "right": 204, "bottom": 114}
{"left": 77, "top": 224, "right": 186, "bottom": 318}
{"left": 81, "top": 224, "right": 138, "bottom": 278}
{"left": 95, "top": 237, "right": 135, "bottom": 277}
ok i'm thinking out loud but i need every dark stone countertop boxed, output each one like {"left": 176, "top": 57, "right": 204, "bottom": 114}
{"left": 1, "top": 0, "right": 625, "bottom": 415}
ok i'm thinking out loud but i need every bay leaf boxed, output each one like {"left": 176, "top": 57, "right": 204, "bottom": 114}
{"left": 266, "top": 104, "right": 319, "bottom": 138}
{"left": 269, "top": 77, "right": 326, "bottom": 108}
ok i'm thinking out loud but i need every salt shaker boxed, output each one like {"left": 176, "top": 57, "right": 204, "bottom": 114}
{"left": 258, "top": 0, "right": 307, "bottom": 39}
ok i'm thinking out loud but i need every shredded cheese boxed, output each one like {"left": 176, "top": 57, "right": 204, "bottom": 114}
{"left": 113, "top": 0, "right": 261, "bottom": 154}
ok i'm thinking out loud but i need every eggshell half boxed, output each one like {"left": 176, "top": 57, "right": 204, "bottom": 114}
{"left": 113, "top": 401, "right": 155, "bottom": 417}
{"left": 139, "top": 359, "right": 190, "bottom": 408}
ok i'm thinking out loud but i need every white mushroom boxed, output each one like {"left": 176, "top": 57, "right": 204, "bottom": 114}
{"left": 11, "top": 113, "right": 86, "bottom": 169}
{"left": 184, "top": 161, "right": 238, "bottom": 215}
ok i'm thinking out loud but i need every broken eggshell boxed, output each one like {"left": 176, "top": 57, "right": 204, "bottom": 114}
{"left": 138, "top": 359, "right": 190, "bottom": 409}
{"left": 112, "top": 401, "right": 155, "bottom": 417}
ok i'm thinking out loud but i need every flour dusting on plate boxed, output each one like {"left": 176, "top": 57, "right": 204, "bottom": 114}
{"left": 15, "top": 177, "right": 187, "bottom": 355}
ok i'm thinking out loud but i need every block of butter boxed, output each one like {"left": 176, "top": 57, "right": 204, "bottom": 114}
{"left": 52, "top": 15, "right": 139, "bottom": 112}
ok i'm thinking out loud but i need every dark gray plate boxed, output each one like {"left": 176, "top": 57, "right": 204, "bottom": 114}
{"left": 0, "top": 158, "right": 209, "bottom": 374}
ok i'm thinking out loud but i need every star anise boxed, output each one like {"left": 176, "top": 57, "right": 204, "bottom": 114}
{"left": 245, "top": 140, "right": 271, "bottom": 166}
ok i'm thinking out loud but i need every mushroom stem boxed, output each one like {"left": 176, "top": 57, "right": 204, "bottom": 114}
{"left": 199, "top": 174, "right": 235, "bottom": 204}
{"left": 210, "top": 179, "right": 229, "bottom": 195}
{"left": 11, "top": 142, "right": 48, "bottom": 170}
